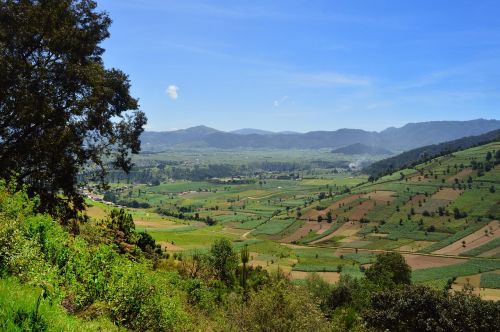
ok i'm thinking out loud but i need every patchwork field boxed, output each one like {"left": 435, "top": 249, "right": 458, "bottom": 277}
{"left": 85, "top": 142, "right": 500, "bottom": 299}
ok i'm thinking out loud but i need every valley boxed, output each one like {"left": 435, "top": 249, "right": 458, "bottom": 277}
{"left": 86, "top": 141, "right": 500, "bottom": 299}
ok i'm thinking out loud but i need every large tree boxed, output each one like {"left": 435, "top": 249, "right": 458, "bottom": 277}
{"left": 0, "top": 0, "right": 146, "bottom": 217}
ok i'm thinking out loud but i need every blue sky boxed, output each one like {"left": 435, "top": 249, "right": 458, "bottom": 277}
{"left": 98, "top": 0, "right": 500, "bottom": 132}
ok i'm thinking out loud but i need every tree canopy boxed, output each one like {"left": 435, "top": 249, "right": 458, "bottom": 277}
{"left": 0, "top": 0, "right": 146, "bottom": 218}
{"left": 365, "top": 252, "right": 412, "bottom": 286}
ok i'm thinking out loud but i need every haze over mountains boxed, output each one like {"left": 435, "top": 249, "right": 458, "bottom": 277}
{"left": 141, "top": 119, "right": 500, "bottom": 152}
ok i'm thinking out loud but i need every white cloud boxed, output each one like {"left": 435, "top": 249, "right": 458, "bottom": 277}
{"left": 166, "top": 85, "right": 179, "bottom": 100}
{"left": 273, "top": 95, "right": 289, "bottom": 107}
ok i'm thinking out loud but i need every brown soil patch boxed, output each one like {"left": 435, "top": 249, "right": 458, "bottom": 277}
{"left": 289, "top": 271, "right": 340, "bottom": 283}
{"left": 433, "top": 220, "right": 499, "bottom": 255}
{"left": 402, "top": 254, "right": 464, "bottom": 270}
{"left": 432, "top": 188, "right": 463, "bottom": 200}
{"left": 407, "top": 194, "right": 427, "bottom": 206}
{"left": 407, "top": 174, "right": 432, "bottom": 183}
{"left": 302, "top": 194, "right": 363, "bottom": 220}
{"left": 310, "top": 221, "right": 360, "bottom": 244}
{"left": 447, "top": 168, "right": 473, "bottom": 183}
{"left": 347, "top": 200, "right": 376, "bottom": 220}
{"left": 479, "top": 246, "right": 500, "bottom": 258}
{"left": 361, "top": 191, "right": 396, "bottom": 203}
{"left": 159, "top": 241, "right": 183, "bottom": 251}
{"left": 281, "top": 221, "right": 332, "bottom": 243}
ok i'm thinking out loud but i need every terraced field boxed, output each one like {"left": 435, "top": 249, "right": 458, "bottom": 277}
{"left": 86, "top": 142, "right": 500, "bottom": 299}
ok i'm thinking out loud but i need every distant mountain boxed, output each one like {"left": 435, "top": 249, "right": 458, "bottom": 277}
{"left": 230, "top": 128, "right": 275, "bottom": 135}
{"left": 141, "top": 126, "right": 220, "bottom": 149}
{"left": 140, "top": 119, "right": 500, "bottom": 152}
{"left": 364, "top": 128, "right": 500, "bottom": 178}
{"left": 378, "top": 120, "right": 500, "bottom": 150}
{"left": 332, "top": 143, "right": 392, "bottom": 155}
{"left": 278, "top": 131, "right": 300, "bottom": 135}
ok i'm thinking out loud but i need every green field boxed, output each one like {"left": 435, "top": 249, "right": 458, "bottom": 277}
{"left": 84, "top": 142, "right": 500, "bottom": 294}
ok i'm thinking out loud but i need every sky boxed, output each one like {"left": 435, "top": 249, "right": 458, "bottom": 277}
{"left": 98, "top": 0, "right": 500, "bottom": 132}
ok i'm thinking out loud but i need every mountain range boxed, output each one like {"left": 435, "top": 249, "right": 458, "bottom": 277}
{"left": 140, "top": 119, "right": 500, "bottom": 152}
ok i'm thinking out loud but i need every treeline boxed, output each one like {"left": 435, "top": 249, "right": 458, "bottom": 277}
{"left": 364, "top": 129, "right": 500, "bottom": 178}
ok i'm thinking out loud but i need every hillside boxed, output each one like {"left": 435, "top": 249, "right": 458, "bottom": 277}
{"left": 332, "top": 143, "right": 393, "bottom": 155}
{"left": 140, "top": 119, "right": 500, "bottom": 151}
{"left": 3, "top": 141, "right": 499, "bottom": 330}
{"left": 87, "top": 141, "right": 500, "bottom": 301}
{"left": 364, "top": 128, "right": 500, "bottom": 178}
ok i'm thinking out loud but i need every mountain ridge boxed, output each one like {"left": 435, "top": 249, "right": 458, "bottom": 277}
{"left": 140, "top": 119, "right": 500, "bottom": 152}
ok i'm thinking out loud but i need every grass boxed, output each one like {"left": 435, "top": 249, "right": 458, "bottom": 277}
{"left": 148, "top": 224, "right": 240, "bottom": 249}
{"left": 340, "top": 252, "right": 376, "bottom": 264}
{"left": 0, "top": 277, "right": 117, "bottom": 331}
{"left": 377, "top": 222, "right": 449, "bottom": 241}
{"left": 480, "top": 272, "right": 500, "bottom": 289}
{"left": 292, "top": 248, "right": 356, "bottom": 272}
{"left": 412, "top": 259, "right": 500, "bottom": 283}
{"left": 253, "top": 218, "right": 297, "bottom": 236}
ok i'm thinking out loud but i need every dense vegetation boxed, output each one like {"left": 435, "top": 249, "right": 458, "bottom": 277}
{"left": 1, "top": 1, "right": 499, "bottom": 331}
{"left": 0, "top": 0, "right": 146, "bottom": 218}
{"left": 1, "top": 182, "right": 498, "bottom": 331}
{"left": 365, "top": 129, "right": 500, "bottom": 178}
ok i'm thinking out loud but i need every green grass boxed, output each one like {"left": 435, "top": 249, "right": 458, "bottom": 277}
{"left": 412, "top": 259, "right": 500, "bottom": 283}
{"left": 253, "top": 218, "right": 297, "bottom": 236}
{"left": 0, "top": 277, "right": 117, "bottom": 331}
{"left": 449, "top": 187, "right": 500, "bottom": 217}
{"left": 480, "top": 272, "right": 500, "bottom": 289}
{"left": 292, "top": 248, "right": 352, "bottom": 272}
{"left": 378, "top": 222, "right": 449, "bottom": 241}
{"left": 232, "top": 218, "right": 267, "bottom": 229}
{"left": 340, "top": 252, "right": 376, "bottom": 264}
{"left": 148, "top": 224, "right": 240, "bottom": 249}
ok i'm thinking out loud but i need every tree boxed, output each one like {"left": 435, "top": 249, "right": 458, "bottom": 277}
{"left": 363, "top": 285, "right": 500, "bottom": 332}
{"left": 0, "top": 0, "right": 147, "bottom": 218}
{"left": 365, "top": 252, "right": 411, "bottom": 286}
{"left": 209, "top": 238, "right": 238, "bottom": 287}
{"left": 240, "top": 244, "right": 250, "bottom": 289}
{"left": 326, "top": 210, "right": 333, "bottom": 223}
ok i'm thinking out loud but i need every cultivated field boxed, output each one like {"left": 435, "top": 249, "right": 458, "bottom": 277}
{"left": 86, "top": 142, "right": 500, "bottom": 299}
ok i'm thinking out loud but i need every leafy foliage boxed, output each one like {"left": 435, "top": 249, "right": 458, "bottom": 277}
{"left": 0, "top": 0, "right": 147, "bottom": 217}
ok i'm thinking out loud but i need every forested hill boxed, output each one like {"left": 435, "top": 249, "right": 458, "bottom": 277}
{"left": 331, "top": 143, "right": 392, "bottom": 155}
{"left": 364, "top": 128, "right": 500, "bottom": 178}
{"left": 140, "top": 119, "right": 500, "bottom": 151}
